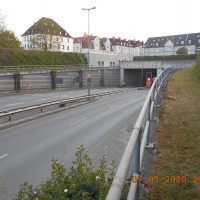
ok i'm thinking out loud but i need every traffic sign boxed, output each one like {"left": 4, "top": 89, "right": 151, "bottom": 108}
{"left": 56, "top": 78, "right": 63, "bottom": 84}
{"left": 87, "top": 73, "right": 91, "bottom": 78}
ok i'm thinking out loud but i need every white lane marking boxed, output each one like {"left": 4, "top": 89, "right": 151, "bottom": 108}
{"left": 0, "top": 154, "right": 8, "bottom": 159}
{"left": 69, "top": 117, "right": 87, "bottom": 126}
{"left": 110, "top": 105, "right": 119, "bottom": 109}
{"left": 5, "top": 102, "right": 24, "bottom": 107}
{"left": 36, "top": 98, "right": 51, "bottom": 101}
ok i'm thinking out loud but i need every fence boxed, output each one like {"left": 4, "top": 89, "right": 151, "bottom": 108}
{"left": 0, "top": 65, "right": 88, "bottom": 72}
{"left": 106, "top": 65, "right": 181, "bottom": 200}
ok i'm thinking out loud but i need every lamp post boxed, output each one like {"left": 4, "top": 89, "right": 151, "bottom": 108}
{"left": 82, "top": 6, "right": 96, "bottom": 96}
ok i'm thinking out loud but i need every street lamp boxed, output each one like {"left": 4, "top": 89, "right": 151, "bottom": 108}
{"left": 82, "top": 6, "right": 96, "bottom": 96}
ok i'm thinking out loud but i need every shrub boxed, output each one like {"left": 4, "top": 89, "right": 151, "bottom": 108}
{"left": 10, "top": 145, "right": 126, "bottom": 200}
{"left": 176, "top": 47, "right": 188, "bottom": 55}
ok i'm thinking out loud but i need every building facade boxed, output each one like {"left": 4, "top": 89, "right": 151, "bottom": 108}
{"left": 21, "top": 17, "right": 73, "bottom": 52}
{"left": 144, "top": 32, "right": 200, "bottom": 56}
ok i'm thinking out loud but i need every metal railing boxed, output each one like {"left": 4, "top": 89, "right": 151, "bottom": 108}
{"left": 106, "top": 66, "right": 180, "bottom": 200}
{"left": 0, "top": 65, "right": 88, "bottom": 72}
{"left": 0, "top": 89, "right": 135, "bottom": 122}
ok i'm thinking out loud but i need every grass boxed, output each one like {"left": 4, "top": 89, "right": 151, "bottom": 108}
{"left": 149, "top": 66, "right": 200, "bottom": 200}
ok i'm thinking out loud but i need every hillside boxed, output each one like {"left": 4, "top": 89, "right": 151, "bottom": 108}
{"left": 0, "top": 49, "right": 87, "bottom": 66}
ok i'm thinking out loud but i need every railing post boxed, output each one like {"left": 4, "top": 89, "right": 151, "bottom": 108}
{"left": 155, "top": 79, "right": 158, "bottom": 107}
{"left": 152, "top": 87, "right": 155, "bottom": 118}
{"left": 133, "top": 131, "right": 141, "bottom": 200}
{"left": 146, "top": 99, "right": 151, "bottom": 145}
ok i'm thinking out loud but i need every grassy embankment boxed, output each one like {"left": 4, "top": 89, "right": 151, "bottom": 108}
{"left": 149, "top": 54, "right": 200, "bottom": 199}
{"left": 0, "top": 49, "right": 86, "bottom": 67}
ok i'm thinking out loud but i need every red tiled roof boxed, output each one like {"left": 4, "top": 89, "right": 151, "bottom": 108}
{"left": 73, "top": 34, "right": 97, "bottom": 48}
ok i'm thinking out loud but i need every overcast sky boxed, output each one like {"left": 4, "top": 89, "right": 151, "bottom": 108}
{"left": 1, "top": 0, "right": 200, "bottom": 42}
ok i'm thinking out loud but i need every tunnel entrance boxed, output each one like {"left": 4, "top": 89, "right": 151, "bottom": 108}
{"left": 124, "top": 69, "right": 157, "bottom": 87}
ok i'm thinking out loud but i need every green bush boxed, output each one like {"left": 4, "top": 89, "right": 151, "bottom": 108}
{"left": 8, "top": 145, "right": 130, "bottom": 200}
{"left": 0, "top": 49, "right": 87, "bottom": 66}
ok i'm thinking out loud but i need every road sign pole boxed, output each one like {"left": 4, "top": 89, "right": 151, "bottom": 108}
{"left": 59, "top": 84, "right": 60, "bottom": 102}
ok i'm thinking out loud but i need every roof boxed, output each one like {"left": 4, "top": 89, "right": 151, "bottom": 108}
{"left": 145, "top": 32, "right": 200, "bottom": 48}
{"left": 73, "top": 34, "right": 98, "bottom": 48}
{"left": 21, "top": 17, "right": 72, "bottom": 38}
{"left": 109, "top": 37, "right": 144, "bottom": 48}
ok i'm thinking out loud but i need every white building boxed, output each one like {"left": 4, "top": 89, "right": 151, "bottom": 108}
{"left": 144, "top": 32, "right": 200, "bottom": 56}
{"left": 21, "top": 17, "right": 73, "bottom": 52}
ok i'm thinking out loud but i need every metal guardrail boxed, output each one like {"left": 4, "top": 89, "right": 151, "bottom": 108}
{"left": 0, "top": 89, "right": 134, "bottom": 122}
{"left": 106, "top": 66, "right": 180, "bottom": 200}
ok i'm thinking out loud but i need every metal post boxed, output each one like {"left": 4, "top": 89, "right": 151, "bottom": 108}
{"left": 133, "top": 132, "right": 140, "bottom": 200}
{"left": 146, "top": 99, "right": 151, "bottom": 145}
{"left": 82, "top": 6, "right": 96, "bottom": 96}
{"left": 88, "top": 9, "right": 90, "bottom": 96}
{"left": 59, "top": 84, "right": 61, "bottom": 102}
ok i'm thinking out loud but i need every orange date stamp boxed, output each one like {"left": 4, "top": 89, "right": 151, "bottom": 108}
{"left": 132, "top": 176, "right": 200, "bottom": 183}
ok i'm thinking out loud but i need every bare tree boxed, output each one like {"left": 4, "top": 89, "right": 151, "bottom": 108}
{"left": 0, "top": 9, "right": 6, "bottom": 32}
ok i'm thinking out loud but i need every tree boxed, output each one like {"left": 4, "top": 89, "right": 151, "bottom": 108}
{"left": 29, "top": 17, "right": 62, "bottom": 51}
{"left": 176, "top": 47, "right": 188, "bottom": 55}
{"left": 0, "top": 9, "right": 6, "bottom": 31}
{"left": 0, "top": 10, "right": 21, "bottom": 49}
{"left": 0, "top": 30, "right": 21, "bottom": 48}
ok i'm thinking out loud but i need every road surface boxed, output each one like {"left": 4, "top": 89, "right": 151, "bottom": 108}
{"left": 0, "top": 88, "right": 130, "bottom": 112}
{"left": 0, "top": 89, "right": 148, "bottom": 199}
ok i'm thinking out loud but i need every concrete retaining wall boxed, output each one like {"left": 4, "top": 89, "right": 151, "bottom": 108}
{"left": 120, "top": 59, "right": 196, "bottom": 69}
{"left": 0, "top": 67, "right": 121, "bottom": 92}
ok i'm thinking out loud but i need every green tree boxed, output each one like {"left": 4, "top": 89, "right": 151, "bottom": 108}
{"left": 0, "top": 30, "right": 21, "bottom": 48}
{"left": 0, "top": 10, "right": 21, "bottom": 49}
{"left": 29, "top": 17, "right": 62, "bottom": 51}
{"left": 176, "top": 47, "right": 188, "bottom": 55}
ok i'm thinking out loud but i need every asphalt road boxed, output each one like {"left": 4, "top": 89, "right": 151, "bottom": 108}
{"left": 0, "top": 89, "right": 148, "bottom": 199}
{"left": 0, "top": 88, "right": 129, "bottom": 112}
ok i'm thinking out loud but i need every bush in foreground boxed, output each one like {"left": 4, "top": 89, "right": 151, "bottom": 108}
{"left": 9, "top": 145, "right": 126, "bottom": 200}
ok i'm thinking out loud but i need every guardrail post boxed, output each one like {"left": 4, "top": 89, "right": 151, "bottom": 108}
{"left": 145, "top": 99, "right": 151, "bottom": 146}
{"left": 133, "top": 130, "right": 141, "bottom": 200}
{"left": 151, "top": 87, "right": 155, "bottom": 119}
{"left": 155, "top": 80, "right": 158, "bottom": 107}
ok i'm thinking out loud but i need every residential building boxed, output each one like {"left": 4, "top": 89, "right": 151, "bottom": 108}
{"left": 21, "top": 17, "right": 73, "bottom": 52}
{"left": 144, "top": 32, "right": 200, "bottom": 56}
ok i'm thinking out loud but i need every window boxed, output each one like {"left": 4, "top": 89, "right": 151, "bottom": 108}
{"left": 62, "top": 45, "right": 65, "bottom": 50}
{"left": 67, "top": 46, "right": 69, "bottom": 50}
{"left": 102, "top": 61, "right": 104, "bottom": 66}
{"left": 198, "top": 39, "right": 200, "bottom": 43}
{"left": 24, "top": 44, "right": 26, "bottom": 49}
{"left": 113, "top": 62, "right": 115, "bottom": 67}
{"left": 110, "top": 62, "right": 112, "bottom": 67}
{"left": 156, "top": 43, "right": 158, "bottom": 46}
{"left": 98, "top": 61, "right": 101, "bottom": 66}
{"left": 61, "top": 38, "right": 63, "bottom": 42}
{"left": 188, "top": 40, "right": 191, "bottom": 44}
{"left": 68, "top": 39, "right": 69, "bottom": 43}
{"left": 181, "top": 41, "right": 184, "bottom": 44}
